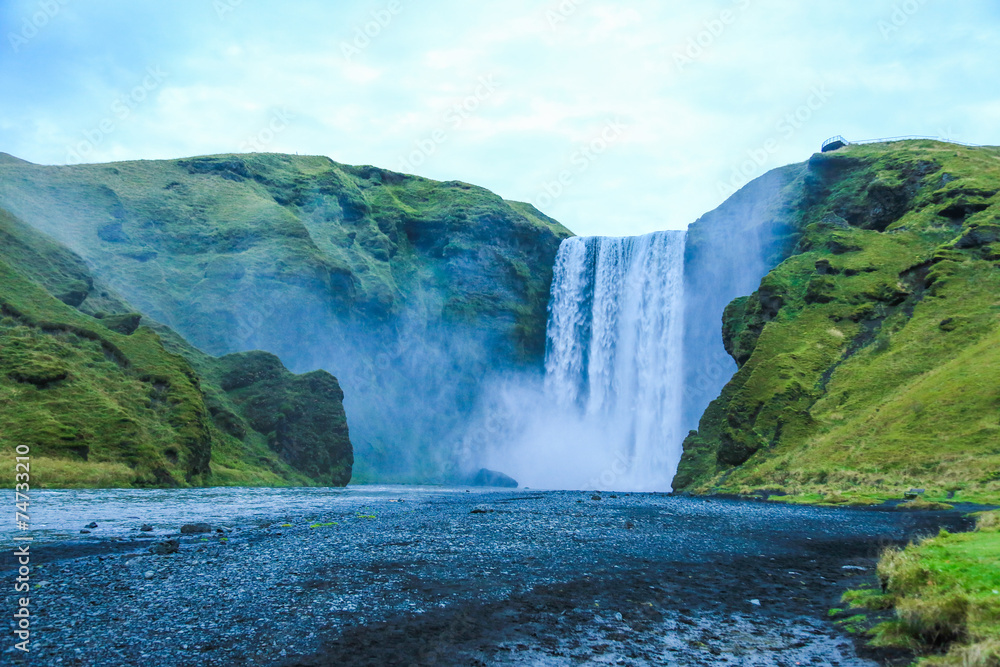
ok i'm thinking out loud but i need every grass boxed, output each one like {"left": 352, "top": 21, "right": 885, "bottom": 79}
{"left": 0, "top": 152, "right": 572, "bottom": 479}
{"left": 844, "top": 511, "right": 1000, "bottom": 666}
{"left": 0, "top": 203, "right": 353, "bottom": 488}
{"left": 677, "top": 141, "right": 1000, "bottom": 504}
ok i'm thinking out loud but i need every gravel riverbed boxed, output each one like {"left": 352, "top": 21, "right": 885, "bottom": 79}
{"left": 2, "top": 487, "right": 973, "bottom": 666}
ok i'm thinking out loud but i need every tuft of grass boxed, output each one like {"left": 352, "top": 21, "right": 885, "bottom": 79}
{"left": 846, "top": 511, "right": 1000, "bottom": 664}
{"left": 898, "top": 500, "right": 956, "bottom": 511}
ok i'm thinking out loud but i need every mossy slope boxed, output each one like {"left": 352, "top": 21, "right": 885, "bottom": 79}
{"left": 0, "top": 153, "right": 571, "bottom": 480}
{"left": 0, "top": 207, "right": 351, "bottom": 488}
{"left": 677, "top": 141, "right": 1000, "bottom": 503}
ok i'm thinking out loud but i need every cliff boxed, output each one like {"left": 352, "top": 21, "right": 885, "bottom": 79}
{"left": 676, "top": 140, "right": 1000, "bottom": 504}
{"left": 0, "top": 205, "right": 351, "bottom": 487}
{"left": 0, "top": 152, "right": 571, "bottom": 482}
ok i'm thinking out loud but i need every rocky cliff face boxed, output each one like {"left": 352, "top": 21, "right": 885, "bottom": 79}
{"left": 0, "top": 153, "right": 571, "bottom": 481}
{"left": 675, "top": 141, "right": 1000, "bottom": 503}
{"left": 0, "top": 205, "right": 352, "bottom": 488}
{"left": 681, "top": 164, "right": 804, "bottom": 436}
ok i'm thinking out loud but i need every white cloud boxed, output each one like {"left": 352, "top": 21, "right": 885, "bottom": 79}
{"left": 0, "top": 0, "right": 998, "bottom": 234}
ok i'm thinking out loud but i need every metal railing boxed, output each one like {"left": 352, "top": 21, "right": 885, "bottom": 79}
{"left": 823, "top": 135, "right": 982, "bottom": 150}
{"left": 821, "top": 135, "right": 847, "bottom": 151}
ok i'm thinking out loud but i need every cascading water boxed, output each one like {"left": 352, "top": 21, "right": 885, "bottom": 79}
{"left": 475, "top": 170, "right": 794, "bottom": 492}
{"left": 537, "top": 231, "right": 687, "bottom": 490}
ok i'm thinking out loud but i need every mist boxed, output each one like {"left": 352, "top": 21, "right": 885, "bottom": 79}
{"left": 463, "top": 167, "right": 804, "bottom": 492}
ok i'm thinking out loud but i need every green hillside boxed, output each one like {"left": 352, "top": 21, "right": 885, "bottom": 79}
{"left": 676, "top": 141, "right": 1000, "bottom": 504}
{"left": 0, "top": 152, "right": 571, "bottom": 480}
{"left": 0, "top": 206, "right": 351, "bottom": 488}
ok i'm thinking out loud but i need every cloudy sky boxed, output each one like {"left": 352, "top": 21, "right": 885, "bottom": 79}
{"left": 1, "top": 0, "right": 998, "bottom": 236}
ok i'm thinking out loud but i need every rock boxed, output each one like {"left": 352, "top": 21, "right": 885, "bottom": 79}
{"left": 80, "top": 530, "right": 91, "bottom": 534}
{"left": 904, "top": 488, "right": 926, "bottom": 500}
{"left": 102, "top": 313, "right": 142, "bottom": 335}
{"left": 470, "top": 505, "right": 495, "bottom": 514}
{"left": 820, "top": 213, "right": 850, "bottom": 229}
{"left": 750, "top": 599, "right": 761, "bottom": 607}
{"left": 143, "top": 571, "right": 154, "bottom": 580}
{"left": 471, "top": 468, "right": 519, "bottom": 488}
{"left": 86, "top": 522, "right": 98, "bottom": 529}
{"left": 148, "top": 539, "right": 179, "bottom": 555}
{"left": 180, "top": 523, "right": 212, "bottom": 534}
{"left": 216, "top": 528, "right": 225, "bottom": 533}
{"left": 591, "top": 495, "right": 602, "bottom": 501}
{"left": 140, "top": 524, "right": 153, "bottom": 532}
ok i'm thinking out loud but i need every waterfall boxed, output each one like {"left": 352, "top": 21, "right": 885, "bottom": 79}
{"left": 541, "top": 231, "right": 686, "bottom": 491}
{"left": 474, "top": 169, "right": 795, "bottom": 492}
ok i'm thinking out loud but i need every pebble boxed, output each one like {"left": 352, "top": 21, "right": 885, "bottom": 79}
{"left": 26, "top": 489, "right": 944, "bottom": 666}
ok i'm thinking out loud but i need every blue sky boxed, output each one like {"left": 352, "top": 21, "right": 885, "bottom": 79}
{"left": 1, "top": 0, "right": 998, "bottom": 236}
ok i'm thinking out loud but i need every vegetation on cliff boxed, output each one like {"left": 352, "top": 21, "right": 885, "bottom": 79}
{"left": 0, "top": 206, "right": 352, "bottom": 488}
{"left": 676, "top": 141, "right": 1000, "bottom": 504}
{"left": 0, "top": 152, "right": 571, "bottom": 480}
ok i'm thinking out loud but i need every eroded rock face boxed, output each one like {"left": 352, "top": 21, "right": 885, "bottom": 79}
{"left": 217, "top": 351, "right": 353, "bottom": 486}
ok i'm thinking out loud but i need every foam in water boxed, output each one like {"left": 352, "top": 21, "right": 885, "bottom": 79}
{"left": 483, "top": 231, "right": 686, "bottom": 491}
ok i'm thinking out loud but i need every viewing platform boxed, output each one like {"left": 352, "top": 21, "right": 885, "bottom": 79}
{"left": 821, "top": 135, "right": 980, "bottom": 152}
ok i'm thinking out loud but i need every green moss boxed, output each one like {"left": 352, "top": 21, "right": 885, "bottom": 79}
{"left": 0, "top": 153, "right": 572, "bottom": 480}
{"left": 677, "top": 141, "right": 1000, "bottom": 504}
{"left": 0, "top": 205, "right": 352, "bottom": 488}
{"left": 845, "top": 511, "right": 1000, "bottom": 665}
{"left": 209, "top": 352, "right": 353, "bottom": 486}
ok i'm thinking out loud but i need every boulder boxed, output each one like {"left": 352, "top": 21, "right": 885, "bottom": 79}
{"left": 102, "top": 313, "right": 142, "bottom": 335}
{"left": 148, "top": 539, "right": 179, "bottom": 555}
{"left": 471, "top": 468, "right": 518, "bottom": 488}
{"left": 179, "top": 523, "right": 212, "bottom": 534}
